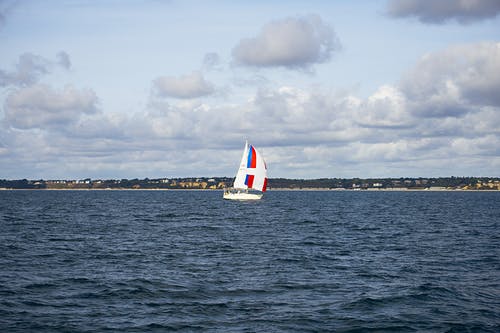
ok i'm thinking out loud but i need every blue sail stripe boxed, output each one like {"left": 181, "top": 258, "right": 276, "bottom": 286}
{"left": 247, "top": 145, "right": 253, "bottom": 168}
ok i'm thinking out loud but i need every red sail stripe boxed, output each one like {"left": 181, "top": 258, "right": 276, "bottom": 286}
{"left": 262, "top": 178, "right": 268, "bottom": 192}
{"left": 245, "top": 174, "right": 254, "bottom": 188}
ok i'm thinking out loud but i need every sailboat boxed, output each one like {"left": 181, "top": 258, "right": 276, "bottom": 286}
{"left": 223, "top": 141, "right": 268, "bottom": 200}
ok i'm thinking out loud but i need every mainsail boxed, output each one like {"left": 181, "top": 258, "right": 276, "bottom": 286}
{"left": 232, "top": 141, "right": 267, "bottom": 192}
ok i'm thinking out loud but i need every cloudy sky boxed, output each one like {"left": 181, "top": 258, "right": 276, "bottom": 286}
{"left": 1, "top": 0, "right": 500, "bottom": 179}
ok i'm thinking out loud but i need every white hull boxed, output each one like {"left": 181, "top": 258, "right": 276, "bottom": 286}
{"left": 223, "top": 189, "right": 263, "bottom": 200}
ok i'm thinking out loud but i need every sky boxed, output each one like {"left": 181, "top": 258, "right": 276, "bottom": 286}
{"left": 1, "top": 0, "right": 500, "bottom": 180}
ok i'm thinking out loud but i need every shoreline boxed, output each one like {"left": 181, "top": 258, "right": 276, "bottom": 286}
{"left": 1, "top": 188, "right": 498, "bottom": 192}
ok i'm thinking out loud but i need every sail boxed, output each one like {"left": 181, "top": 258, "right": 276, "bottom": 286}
{"left": 233, "top": 142, "right": 250, "bottom": 189}
{"left": 232, "top": 141, "right": 267, "bottom": 192}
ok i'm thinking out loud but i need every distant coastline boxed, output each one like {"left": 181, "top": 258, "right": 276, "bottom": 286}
{"left": 1, "top": 177, "right": 499, "bottom": 191}
{"left": 1, "top": 188, "right": 498, "bottom": 192}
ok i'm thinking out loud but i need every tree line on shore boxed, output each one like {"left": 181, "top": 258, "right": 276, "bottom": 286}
{"left": 1, "top": 177, "right": 499, "bottom": 190}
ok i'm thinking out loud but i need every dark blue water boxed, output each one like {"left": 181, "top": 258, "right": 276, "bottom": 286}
{"left": 0, "top": 190, "right": 499, "bottom": 332}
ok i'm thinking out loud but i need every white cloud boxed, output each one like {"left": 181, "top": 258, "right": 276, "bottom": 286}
{"left": 57, "top": 51, "right": 71, "bottom": 70}
{"left": 232, "top": 15, "right": 339, "bottom": 69}
{"left": 451, "top": 135, "right": 500, "bottom": 156}
{"left": 387, "top": 0, "right": 500, "bottom": 24}
{"left": 2, "top": 40, "right": 499, "bottom": 179}
{"left": 400, "top": 42, "right": 500, "bottom": 117}
{"left": 0, "top": 0, "right": 16, "bottom": 30}
{"left": 202, "top": 52, "right": 222, "bottom": 71}
{"left": 153, "top": 71, "right": 215, "bottom": 99}
{"left": 0, "top": 53, "right": 50, "bottom": 87}
{"left": 2, "top": 73, "right": 500, "bottom": 178}
{"left": 355, "top": 85, "right": 414, "bottom": 128}
{"left": 0, "top": 52, "right": 72, "bottom": 87}
{"left": 4, "top": 84, "right": 99, "bottom": 129}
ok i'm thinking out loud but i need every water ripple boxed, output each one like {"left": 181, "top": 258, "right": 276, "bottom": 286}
{"left": 0, "top": 190, "right": 499, "bottom": 332}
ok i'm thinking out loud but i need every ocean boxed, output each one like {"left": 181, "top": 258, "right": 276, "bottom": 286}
{"left": 0, "top": 190, "right": 499, "bottom": 332}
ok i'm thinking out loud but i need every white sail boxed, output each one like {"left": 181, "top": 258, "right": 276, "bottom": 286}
{"left": 249, "top": 146, "right": 267, "bottom": 191}
{"left": 224, "top": 141, "right": 268, "bottom": 200}
{"left": 232, "top": 141, "right": 267, "bottom": 192}
{"left": 233, "top": 141, "right": 250, "bottom": 189}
